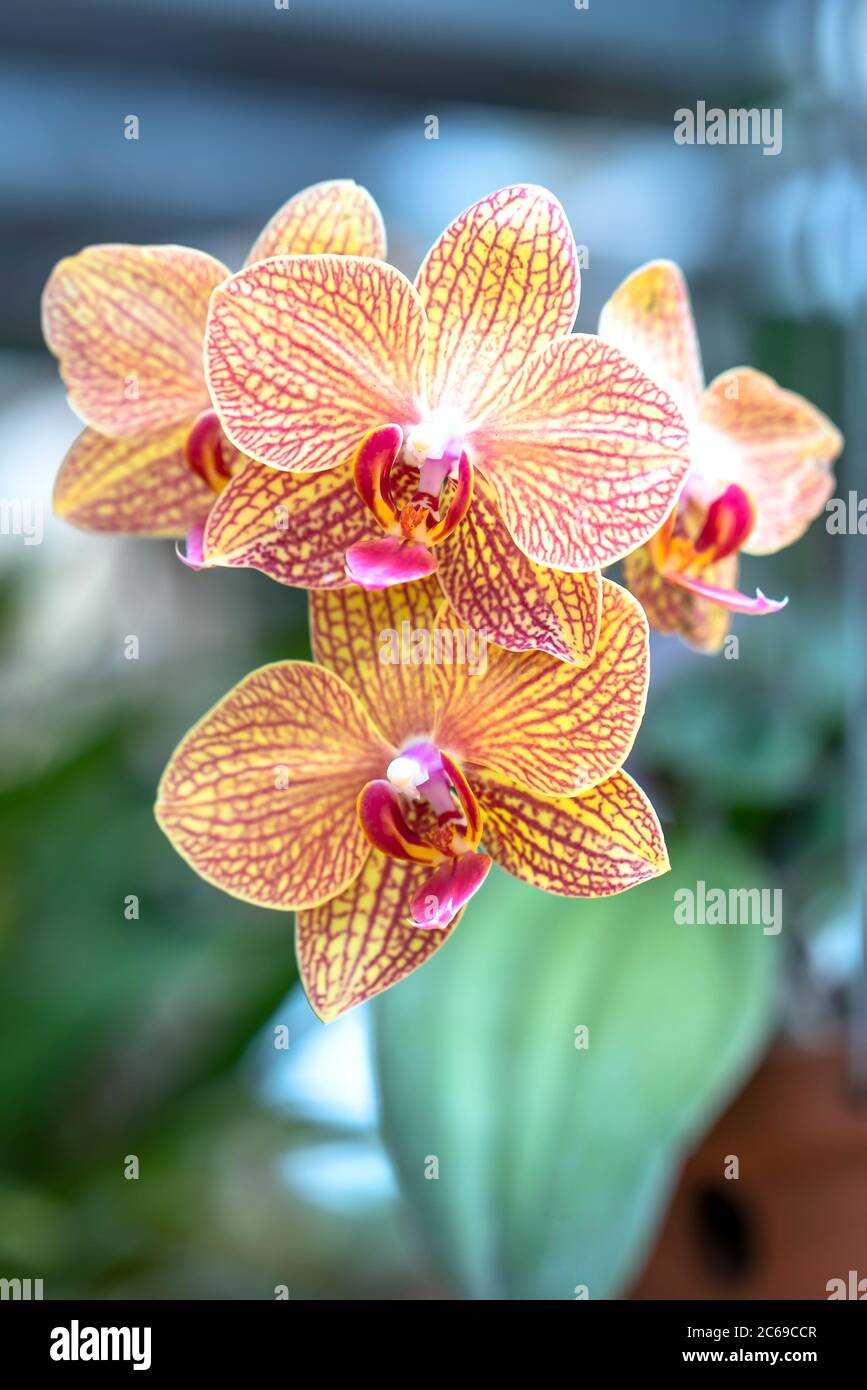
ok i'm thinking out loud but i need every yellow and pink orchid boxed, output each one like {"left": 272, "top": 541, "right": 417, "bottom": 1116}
{"left": 200, "top": 185, "right": 690, "bottom": 666}
{"left": 155, "top": 577, "right": 667, "bottom": 1020}
{"left": 599, "top": 260, "right": 843, "bottom": 652}
{"left": 41, "top": 180, "right": 386, "bottom": 552}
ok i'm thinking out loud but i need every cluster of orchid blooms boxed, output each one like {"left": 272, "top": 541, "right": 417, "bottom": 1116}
{"left": 42, "top": 180, "right": 843, "bottom": 1020}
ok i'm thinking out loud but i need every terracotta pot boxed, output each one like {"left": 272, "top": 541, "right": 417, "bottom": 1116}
{"left": 630, "top": 1041, "right": 867, "bottom": 1300}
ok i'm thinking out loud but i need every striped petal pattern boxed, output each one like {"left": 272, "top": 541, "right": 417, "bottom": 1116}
{"left": 296, "top": 851, "right": 459, "bottom": 1021}
{"left": 598, "top": 259, "right": 704, "bottom": 415}
{"left": 205, "top": 255, "right": 426, "bottom": 472}
{"left": 155, "top": 662, "right": 391, "bottom": 911}
{"left": 42, "top": 244, "right": 227, "bottom": 436}
{"left": 310, "top": 579, "right": 441, "bottom": 748}
{"left": 476, "top": 768, "right": 669, "bottom": 896}
{"left": 53, "top": 424, "right": 213, "bottom": 536}
{"left": 416, "top": 184, "right": 579, "bottom": 423}
{"left": 472, "top": 333, "right": 690, "bottom": 571}
{"left": 203, "top": 460, "right": 376, "bottom": 588}
{"left": 433, "top": 578, "right": 649, "bottom": 797}
{"left": 435, "top": 477, "right": 602, "bottom": 665}
{"left": 245, "top": 179, "right": 386, "bottom": 265}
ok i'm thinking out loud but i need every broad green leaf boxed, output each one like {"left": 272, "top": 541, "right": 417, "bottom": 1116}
{"left": 373, "top": 833, "right": 778, "bottom": 1299}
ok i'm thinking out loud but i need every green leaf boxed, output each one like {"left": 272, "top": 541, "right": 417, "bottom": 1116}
{"left": 373, "top": 834, "right": 778, "bottom": 1299}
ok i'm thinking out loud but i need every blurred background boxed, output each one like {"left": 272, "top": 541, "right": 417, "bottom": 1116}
{"left": 0, "top": 0, "right": 864, "bottom": 1299}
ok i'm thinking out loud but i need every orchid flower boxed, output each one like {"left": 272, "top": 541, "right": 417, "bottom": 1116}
{"left": 599, "top": 260, "right": 843, "bottom": 652}
{"left": 155, "top": 576, "right": 667, "bottom": 1020}
{"left": 200, "top": 185, "right": 689, "bottom": 666}
{"left": 41, "top": 181, "right": 385, "bottom": 551}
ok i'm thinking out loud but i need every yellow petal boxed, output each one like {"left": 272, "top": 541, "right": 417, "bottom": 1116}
{"left": 598, "top": 259, "right": 704, "bottom": 415}
{"left": 476, "top": 767, "right": 669, "bottom": 895}
{"left": 205, "top": 255, "right": 426, "bottom": 471}
{"left": 471, "top": 333, "right": 690, "bottom": 571}
{"left": 433, "top": 577, "right": 649, "bottom": 797}
{"left": 42, "top": 244, "right": 228, "bottom": 436}
{"left": 203, "top": 459, "right": 377, "bottom": 587}
{"left": 155, "top": 662, "right": 392, "bottom": 911}
{"left": 53, "top": 423, "right": 213, "bottom": 537}
{"left": 416, "top": 184, "right": 579, "bottom": 423}
{"left": 309, "top": 579, "right": 441, "bottom": 748}
{"left": 436, "top": 476, "right": 601, "bottom": 665}
{"left": 296, "top": 850, "right": 460, "bottom": 1021}
{"left": 245, "top": 179, "right": 386, "bottom": 264}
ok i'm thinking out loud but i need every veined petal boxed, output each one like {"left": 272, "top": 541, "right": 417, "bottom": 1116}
{"left": 155, "top": 662, "right": 392, "bottom": 911}
{"left": 42, "top": 244, "right": 228, "bottom": 437}
{"left": 436, "top": 476, "right": 601, "bottom": 664}
{"left": 623, "top": 543, "right": 733, "bottom": 654}
{"left": 245, "top": 179, "right": 386, "bottom": 264}
{"left": 53, "top": 423, "right": 213, "bottom": 537}
{"left": 309, "top": 578, "right": 442, "bottom": 748}
{"left": 205, "top": 255, "right": 426, "bottom": 472}
{"left": 203, "top": 459, "right": 375, "bottom": 588}
{"left": 416, "top": 184, "right": 579, "bottom": 423}
{"left": 296, "top": 851, "right": 459, "bottom": 1020}
{"left": 471, "top": 333, "right": 690, "bottom": 571}
{"left": 598, "top": 259, "right": 704, "bottom": 416}
{"left": 433, "top": 577, "right": 649, "bottom": 797}
{"left": 697, "top": 367, "right": 843, "bottom": 555}
{"left": 476, "top": 767, "right": 669, "bottom": 896}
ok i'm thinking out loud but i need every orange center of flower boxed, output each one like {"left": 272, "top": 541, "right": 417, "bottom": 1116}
{"left": 352, "top": 423, "right": 474, "bottom": 551}
{"left": 355, "top": 743, "right": 491, "bottom": 929}
{"left": 184, "top": 409, "right": 240, "bottom": 494}
{"left": 652, "top": 481, "right": 755, "bottom": 579}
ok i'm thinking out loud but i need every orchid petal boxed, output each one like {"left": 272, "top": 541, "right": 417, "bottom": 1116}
{"left": 476, "top": 768, "right": 669, "bottom": 896}
{"left": 697, "top": 367, "right": 843, "bottom": 555}
{"left": 416, "top": 185, "right": 579, "bottom": 423}
{"left": 203, "top": 459, "right": 374, "bottom": 588}
{"left": 471, "top": 333, "right": 690, "bottom": 571}
{"left": 53, "top": 423, "right": 213, "bottom": 537}
{"left": 433, "top": 577, "right": 649, "bottom": 797}
{"left": 310, "top": 578, "right": 441, "bottom": 748}
{"left": 205, "top": 255, "right": 426, "bottom": 472}
{"left": 345, "top": 535, "right": 439, "bottom": 589}
{"left": 42, "top": 244, "right": 228, "bottom": 437}
{"left": 155, "top": 662, "right": 392, "bottom": 911}
{"left": 622, "top": 543, "right": 734, "bottom": 654}
{"left": 598, "top": 259, "right": 704, "bottom": 416}
{"left": 435, "top": 476, "right": 602, "bottom": 664}
{"left": 245, "top": 179, "right": 386, "bottom": 265}
{"left": 410, "top": 852, "right": 493, "bottom": 929}
{"left": 296, "top": 850, "right": 459, "bottom": 1020}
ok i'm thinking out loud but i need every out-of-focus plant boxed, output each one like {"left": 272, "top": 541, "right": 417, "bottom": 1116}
{"left": 374, "top": 837, "right": 778, "bottom": 1300}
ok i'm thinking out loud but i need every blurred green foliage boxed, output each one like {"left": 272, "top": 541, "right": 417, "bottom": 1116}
{"left": 375, "top": 840, "right": 778, "bottom": 1300}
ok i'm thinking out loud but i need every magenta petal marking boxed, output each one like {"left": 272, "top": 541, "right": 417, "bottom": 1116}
{"left": 668, "top": 571, "right": 788, "bottom": 615}
{"left": 357, "top": 780, "right": 437, "bottom": 863}
{"left": 410, "top": 852, "right": 493, "bottom": 929}
{"left": 176, "top": 521, "right": 206, "bottom": 570}
{"left": 353, "top": 423, "right": 403, "bottom": 529}
{"left": 345, "top": 535, "right": 438, "bottom": 589}
{"left": 694, "top": 482, "right": 755, "bottom": 562}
